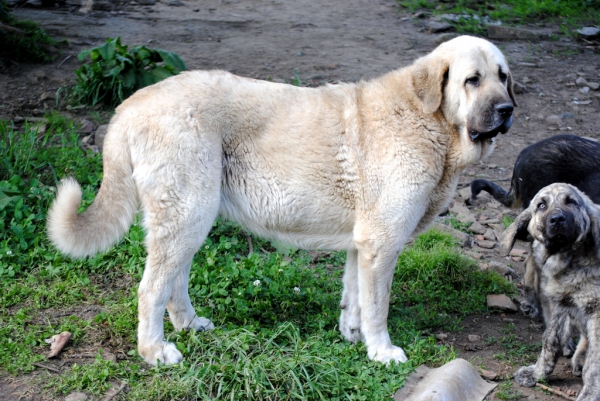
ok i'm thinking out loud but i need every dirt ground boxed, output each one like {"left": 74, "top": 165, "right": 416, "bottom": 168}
{"left": 1, "top": 0, "right": 600, "bottom": 399}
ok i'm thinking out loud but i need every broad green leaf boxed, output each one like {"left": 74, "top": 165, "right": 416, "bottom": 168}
{"left": 156, "top": 49, "right": 186, "bottom": 72}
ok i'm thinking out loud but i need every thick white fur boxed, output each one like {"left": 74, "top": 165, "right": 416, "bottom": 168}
{"left": 47, "top": 36, "right": 515, "bottom": 365}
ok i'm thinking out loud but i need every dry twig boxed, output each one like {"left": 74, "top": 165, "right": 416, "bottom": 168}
{"left": 536, "top": 383, "right": 576, "bottom": 401}
{"left": 32, "top": 362, "right": 61, "bottom": 374}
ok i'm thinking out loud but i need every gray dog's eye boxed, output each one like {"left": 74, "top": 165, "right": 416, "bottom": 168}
{"left": 566, "top": 197, "right": 578, "bottom": 206}
{"left": 466, "top": 76, "right": 480, "bottom": 87}
{"left": 537, "top": 202, "right": 545, "bottom": 210}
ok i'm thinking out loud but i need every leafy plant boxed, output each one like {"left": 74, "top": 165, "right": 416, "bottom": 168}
{"left": 0, "top": 14, "right": 58, "bottom": 64}
{"left": 72, "top": 37, "right": 186, "bottom": 107}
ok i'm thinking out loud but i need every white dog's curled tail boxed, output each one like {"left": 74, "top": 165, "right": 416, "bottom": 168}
{"left": 47, "top": 148, "right": 137, "bottom": 258}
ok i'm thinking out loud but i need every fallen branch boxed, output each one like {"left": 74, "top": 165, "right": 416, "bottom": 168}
{"left": 536, "top": 383, "right": 576, "bottom": 401}
{"left": 32, "top": 362, "right": 61, "bottom": 374}
{"left": 104, "top": 382, "right": 127, "bottom": 401}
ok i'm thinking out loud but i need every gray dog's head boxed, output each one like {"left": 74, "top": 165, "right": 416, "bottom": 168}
{"left": 501, "top": 183, "right": 600, "bottom": 258}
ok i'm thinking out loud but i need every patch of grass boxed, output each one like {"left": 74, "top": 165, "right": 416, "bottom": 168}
{"left": 72, "top": 37, "right": 186, "bottom": 108}
{"left": 442, "top": 213, "right": 471, "bottom": 233}
{"left": 494, "top": 323, "right": 541, "bottom": 365}
{"left": 0, "top": 4, "right": 59, "bottom": 65}
{"left": 495, "top": 381, "right": 523, "bottom": 400}
{"left": 502, "top": 215, "right": 515, "bottom": 229}
{"left": 398, "top": 0, "right": 600, "bottom": 35}
{"left": 0, "top": 116, "right": 516, "bottom": 399}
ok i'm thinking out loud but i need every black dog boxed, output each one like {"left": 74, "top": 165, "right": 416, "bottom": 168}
{"left": 471, "top": 134, "right": 600, "bottom": 210}
{"left": 471, "top": 134, "right": 600, "bottom": 324}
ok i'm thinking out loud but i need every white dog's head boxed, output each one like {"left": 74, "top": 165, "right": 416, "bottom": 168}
{"left": 411, "top": 35, "right": 517, "bottom": 163}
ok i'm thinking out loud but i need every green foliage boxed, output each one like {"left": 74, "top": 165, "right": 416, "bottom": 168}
{"left": 0, "top": 116, "right": 516, "bottom": 399}
{"left": 72, "top": 37, "right": 186, "bottom": 107}
{"left": 0, "top": 16, "right": 58, "bottom": 64}
{"left": 398, "top": 0, "right": 600, "bottom": 35}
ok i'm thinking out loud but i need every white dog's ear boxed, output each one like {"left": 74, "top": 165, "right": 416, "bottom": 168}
{"left": 500, "top": 209, "right": 532, "bottom": 256}
{"left": 507, "top": 72, "right": 519, "bottom": 108}
{"left": 411, "top": 56, "right": 449, "bottom": 115}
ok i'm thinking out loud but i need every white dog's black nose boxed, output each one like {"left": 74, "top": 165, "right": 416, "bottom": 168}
{"left": 495, "top": 103, "right": 514, "bottom": 118}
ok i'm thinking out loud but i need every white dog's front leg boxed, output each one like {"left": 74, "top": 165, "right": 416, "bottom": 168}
{"left": 339, "top": 249, "right": 362, "bottom": 343}
{"left": 356, "top": 241, "right": 407, "bottom": 364}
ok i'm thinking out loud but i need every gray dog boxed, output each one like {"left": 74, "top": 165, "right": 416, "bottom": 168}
{"left": 502, "top": 183, "right": 600, "bottom": 400}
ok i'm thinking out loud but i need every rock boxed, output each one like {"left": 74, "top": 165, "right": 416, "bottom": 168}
{"left": 545, "top": 114, "right": 561, "bottom": 124}
{"left": 102, "top": 351, "right": 117, "bottom": 362}
{"left": 433, "top": 222, "right": 471, "bottom": 248}
{"left": 469, "top": 221, "right": 487, "bottom": 235}
{"left": 428, "top": 21, "right": 454, "bottom": 33}
{"left": 468, "top": 334, "right": 481, "bottom": 342}
{"left": 65, "top": 393, "right": 89, "bottom": 401}
{"left": 576, "top": 77, "right": 588, "bottom": 87}
{"left": 483, "top": 229, "right": 496, "bottom": 241}
{"left": 81, "top": 134, "right": 93, "bottom": 145}
{"left": 487, "top": 294, "right": 517, "bottom": 312}
{"left": 588, "top": 82, "right": 600, "bottom": 90}
{"left": 580, "top": 87, "right": 591, "bottom": 94}
{"left": 487, "top": 25, "right": 542, "bottom": 40}
{"left": 488, "top": 261, "right": 515, "bottom": 276}
{"left": 509, "top": 248, "right": 527, "bottom": 257}
{"left": 458, "top": 186, "right": 472, "bottom": 200}
{"left": 576, "top": 27, "right": 600, "bottom": 40}
{"left": 138, "top": 0, "right": 155, "bottom": 4}
{"left": 95, "top": 124, "right": 108, "bottom": 151}
{"left": 435, "top": 33, "right": 458, "bottom": 44}
{"left": 80, "top": 120, "right": 94, "bottom": 133}
{"left": 168, "top": 0, "right": 183, "bottom": 5}
{"left": 479, "top": 218, "right": 501, "bottom": 225}
{"left": 40, "top": 91, "right": 55, "bottom": 101}
{"left": 436, "top": 333, "right": 448, "bottom": 341}
{"left": 479, "top": 369, "right": 498, "bottom": 381}
{"left": 476, "top": 239, "right": 496, "bottom": 249}
{"left": 512, "top": 81, "right": 525, "bottom": 94}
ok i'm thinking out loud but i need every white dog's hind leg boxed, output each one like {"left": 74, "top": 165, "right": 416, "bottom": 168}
{"left": 355, "top": 236, "right": 407, "bottom": 364}
{"left": 339, "top": 249, "right": 362, "bottom": 343}
{"left": 167, "top": 260, "right": 215, "bottom": 332}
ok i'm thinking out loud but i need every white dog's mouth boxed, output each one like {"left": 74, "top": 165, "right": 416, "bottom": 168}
{"left": 469, "top": 120, "right": 512, "bottom": 141}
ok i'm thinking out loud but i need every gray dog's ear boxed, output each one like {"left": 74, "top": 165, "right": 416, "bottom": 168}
{"left": 584, "top": 199, "right": 600, "bottom": 261}
{"left": 500, "top": 209, "right": 532, "bottom": 256}
{"left": 411, "top": 56, "right": 449, "bottom": 115}
{"left": 507, "top": 72, "right": 519, "bottom": 108}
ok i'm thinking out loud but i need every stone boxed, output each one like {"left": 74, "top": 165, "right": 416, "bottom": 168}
{"left": 483, "top": 228, "right": 496, "bottom": 241}
{"left": 95, "top": 125, "right": 108, "bottom": 151}
{"left": 476, "top": 239, "right": 496, "bottom": 249}
{"left": 580, "top": 87, "right": 591, "bottom": 94}
{"left": 479, "top": 369, "right": 498, "bottom": 381}
{"left": 468, "top": 334, "right": 481, "bottom": 342}
{"left": 435, "top": 33, "right": 458, "bottom": 44}
{"left": 488, "top": 261, "right": 515, "bottom": 276}
{"left": 436, "top": 333, "right": 448, "bottom": 341}
{"left": 65, "top": 393, "right": 89, "bottom": 401}
{"left": 545, "top": 114, "right": 561, "bottom": 125}
{"left": 487, "top": 294, "right": 517, "bottom": 312}
{"left": 577, "top": 27, "right": 600, "bottom": 39}
{"left": 469, "top": 221, "right": 487, "bottom": 235}
{"left": 40, "top": 91, "right": 55, "bottom": 101}
{"left": 169, "top": 0, "right": 183, "bottom": 5}
{"left": 512, "top": 81, "right": 525, "bottom": 94}
{"left": 433, "top": 222, "right": 471, "bottom": 248}
{"left": 576, "top": 77, "right": 588, "bottom": 87}
{"left": 509, "top": 248, "right": 527, "bottom": 257}
{"left": 458, "top": 186, "right": 472, "bottom": 200}
{"left": 488, "top": 25, "right": 542, "bottom": 40}
{"left": 428, "top": 21, "right": 454, "bottom": 33}
{"left": 138, "top": 0, "right": 155, "bottom": 4}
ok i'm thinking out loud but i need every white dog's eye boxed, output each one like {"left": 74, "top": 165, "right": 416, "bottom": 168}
{"left": 499, "top": 72, "right": 507, "bottom": 82}
{"left": 466, "top": 76, "right": 480, "bottom": 87}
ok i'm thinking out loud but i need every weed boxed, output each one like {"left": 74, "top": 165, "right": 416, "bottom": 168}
{"left": 502, "top": 215, "right": 515, "bottom": 229}
{"left": 0, "top": 14, "right": 59, "bottom": 64}
{"left": 72, "top": 37, "right": 186, "bottom": 107}
{"left": 443, "top": 213, "right": 471, "bottom": 232}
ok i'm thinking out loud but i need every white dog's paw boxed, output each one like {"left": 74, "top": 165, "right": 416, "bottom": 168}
{"left": 139, "top": 341, "right": 183, "bottom": 366}
{"left": 188, "top": 316, "right": 215, "bottom": 332}
{"left": 368, "top": 345, "right": 408, "bottom": 364}
{"left": 339, "top": 309, "right": 362, "bottom": 343}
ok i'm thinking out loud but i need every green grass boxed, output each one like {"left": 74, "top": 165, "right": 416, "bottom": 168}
{"left": 398, "top": 0, "right": 600, "bottom": 36}
{"left": 0, "top": 116, "right": 516, "bottom": 399}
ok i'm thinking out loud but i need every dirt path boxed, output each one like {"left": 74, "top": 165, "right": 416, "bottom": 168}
{"left": 1, "top": 0, "right": 600, "bottom": 399}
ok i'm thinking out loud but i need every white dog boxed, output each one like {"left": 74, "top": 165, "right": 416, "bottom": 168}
{"left": 48, "top": 36, "right": 516, "bottom": 365}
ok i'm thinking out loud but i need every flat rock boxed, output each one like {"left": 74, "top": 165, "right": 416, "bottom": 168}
{"left": 487, "top": 294, "right": 517, "bottom": 312}
{"left": 428, "top": 21, "right": 454, "bottom": 33}
{"left": 488, "top": 261, "right": 515, "bottom": 276}
{"left": 468, "top": 334, "right": 481, "bottom": 342}
{"left": 577, "top": 27, "right": 600, "bottom": 39}
{"left": 476, "top": 239, "right": 496, "bottom": 249}
{"left": 545, "top": 114, "right": 561, "bottom": 124}
{"left": 469, "top": 221, "right": 487, "bottom": 235}
{"left": 509, "top": 248, "right": 527, "bottom": 257}
{"left": 433, "top": 222, "right": 471, "bottom": 248}
{"left": 479, "top": 369, "right": 498, "bottom": 381}
{"left": 488, "top": 25, "right": 541, "bottom": 40}
{"left": 65, "top": 393, "right": 89, "bottom": 401}
{"left": 483, "top": 228, "right": 496, "bottom": 241}
{"left": 512, "top": 81, "right": 525, "bottom": 94}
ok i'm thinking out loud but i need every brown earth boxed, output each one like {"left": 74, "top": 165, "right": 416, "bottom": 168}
{"left": 1, "top": 0, "right": 600, "bottom": 400}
